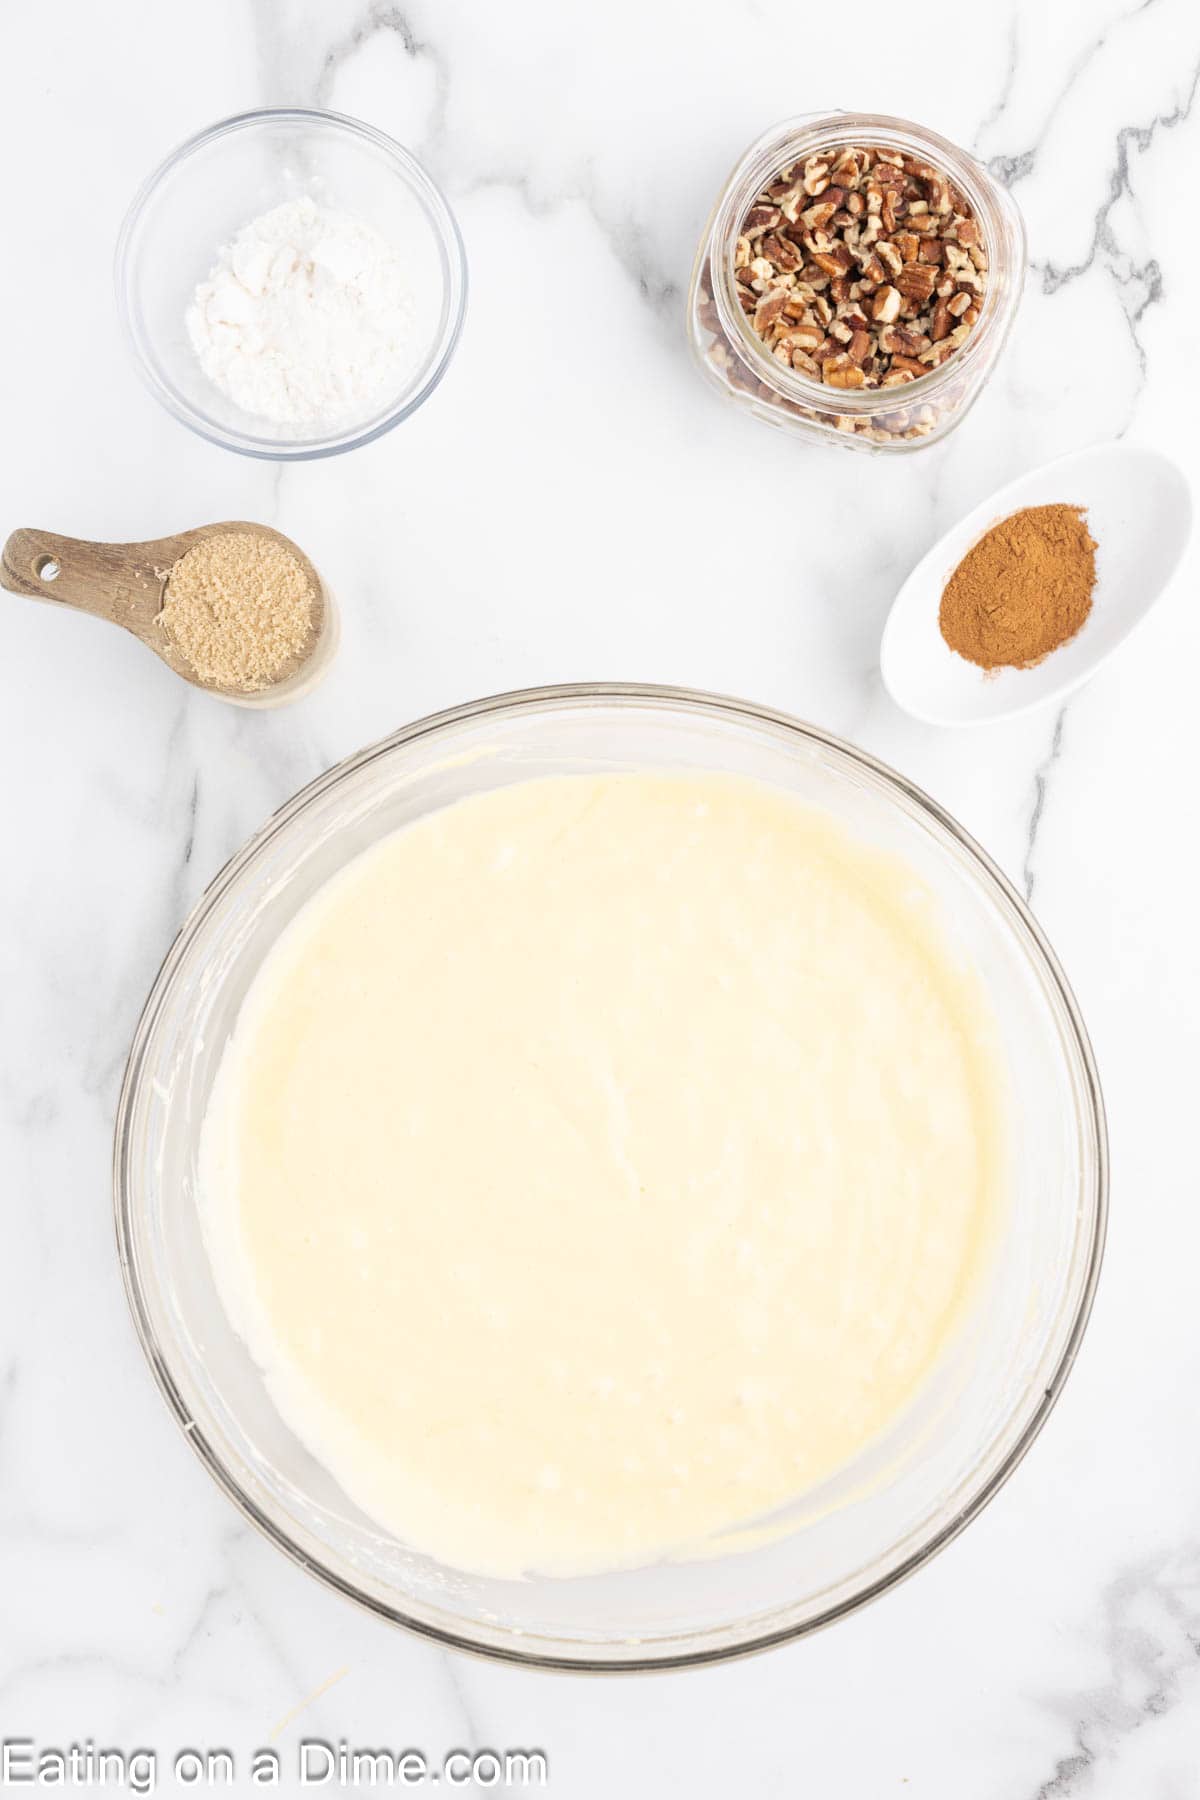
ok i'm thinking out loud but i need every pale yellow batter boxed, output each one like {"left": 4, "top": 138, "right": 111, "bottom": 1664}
{"left": 200, "top": 772, "right": 1005, "bottom": 1578}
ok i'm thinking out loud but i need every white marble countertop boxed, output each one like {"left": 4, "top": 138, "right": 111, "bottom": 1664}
{"left": 3, "top": 0, "right": 1200, "bottom": 1793}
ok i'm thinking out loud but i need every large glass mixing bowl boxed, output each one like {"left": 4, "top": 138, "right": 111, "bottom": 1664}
{"left": 114, "top": 686, "right": 1106, "bottom": 1670}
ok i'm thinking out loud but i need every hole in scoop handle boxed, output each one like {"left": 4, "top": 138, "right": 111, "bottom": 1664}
{"left": 0, "top": 529, "right": 164, "bottom": 633}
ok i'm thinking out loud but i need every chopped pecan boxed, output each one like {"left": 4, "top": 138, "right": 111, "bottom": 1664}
{"left": 829, "top": 147, "right": 867, "bottom": 185}
{"left": 878, "top": 323, "right": 930, "bottom": 358}
{"left": 811, "top": 244, "right": 854, "bottom": 277}
{"left": 753, "top": 290, "right": 790, "bottom": 333}
{"left": 743, "top": 205, "right": 781, "bottom": 236}
{"left": 896, "top": 262, "right": 938, "bottom": 302}
{"left": 781, "top": 322, "right": 825, "bottom": 352}
{"left": 732, "top": 137, "right": 990, "bottom": 398}
{"left": 824, "top": 361, "right": 867, "bottom": 389}
{"left": 801, "top": 199, "right": 838, "bottom": 231}
{"left": 762, "top": 233, "right": 802, "bottom": 273}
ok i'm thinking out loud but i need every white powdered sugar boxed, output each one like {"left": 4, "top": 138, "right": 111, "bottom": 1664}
{"left": 186, "top": 196, "right": 423, "bottom": 429}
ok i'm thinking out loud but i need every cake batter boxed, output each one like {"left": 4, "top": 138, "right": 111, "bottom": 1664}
{"left": 200, "top": 772, "right": 1005, "bottom": 1577}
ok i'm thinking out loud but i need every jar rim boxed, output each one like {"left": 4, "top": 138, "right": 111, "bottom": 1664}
{"left": 708, "top": 112, "right": 1019, "bottom": 416}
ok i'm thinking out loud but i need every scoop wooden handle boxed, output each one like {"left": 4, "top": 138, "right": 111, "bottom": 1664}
{"left": 1, "top": 529, "right": 164, "bottom": 634}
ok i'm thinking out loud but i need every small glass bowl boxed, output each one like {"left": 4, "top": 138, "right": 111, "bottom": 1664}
{"left": 114, "top": 109, "right": 468, "bottom": 460}
{"left": 687, "top": 113, "right": 1026, "bottom": 454}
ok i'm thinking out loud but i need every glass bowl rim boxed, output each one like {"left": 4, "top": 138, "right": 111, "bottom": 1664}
{"left": 113, "top": 682, "right": 1108, "bottom": 1671}
{"left": 112, "top": 106, "right": 468, "bottom": 462}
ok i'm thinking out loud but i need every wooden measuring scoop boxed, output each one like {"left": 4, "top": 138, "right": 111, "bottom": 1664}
{"left": 0, "top": 522, "right": 335, "bottom": 705}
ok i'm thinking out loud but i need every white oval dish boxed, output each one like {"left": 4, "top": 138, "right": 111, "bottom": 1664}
{"left": 880, "top": 444, "right": 1192, "bottom": 727}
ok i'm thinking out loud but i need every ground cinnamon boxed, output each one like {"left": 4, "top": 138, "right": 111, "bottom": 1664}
{"left": 939, "top": 503, "right": 1097, "bottom": 671}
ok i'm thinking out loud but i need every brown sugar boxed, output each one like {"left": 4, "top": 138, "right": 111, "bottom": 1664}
{"left": 939, "top": 504, "right": 1097, "bottom": 671}
{"left": 159, "top": 531, "right": 315, "bottom": 692}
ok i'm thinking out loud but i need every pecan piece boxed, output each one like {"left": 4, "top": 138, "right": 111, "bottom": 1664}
{"left": 801, "top": 200, "right": 838, "bottom": 231}
{"left": 732, "top": 137, "right": 991, "bottom": 401}
{"left": 810, "top": 244, "right": 854, "bottom": 277}
{"left": 743, "top": 205, "right": 781, "bottom": 237}
{"left": 878, "top": 323, "right": 930, "bottom": 358}
{"left": 896, "top": 262, "right": 938, "bottom": 302}
{"left": 753, "top": 290, "right": 790, "bottom": 333}
{"left": 829, "top": 147, "right": 866, "bottom": 185}
{"left": 781, "top": 322, "right": 825, "bottom": 352}
{"left": 762, "top": 233, "right": 802, "bottom": 273}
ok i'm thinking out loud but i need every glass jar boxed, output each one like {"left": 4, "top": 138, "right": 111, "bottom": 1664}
{"left": 687, "top": 112, "right": 1026, "bottom": 454}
